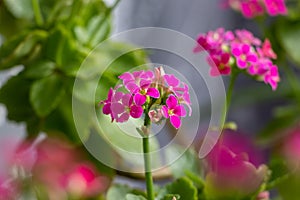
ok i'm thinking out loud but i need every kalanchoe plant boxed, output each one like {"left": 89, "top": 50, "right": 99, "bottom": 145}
{"left": 194, "top": 28, "right": 280, "bottom": 90}
{"left": 100, "top": 67, "right": 192, "bottom": 200}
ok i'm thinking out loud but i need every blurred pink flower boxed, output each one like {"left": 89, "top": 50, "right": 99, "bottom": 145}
{"left": 33, "top": 138, "right": 110, "bottom": 199}
{"left": 257, "top": 191, "right": 270, "bottom": 200}
{"left": 194, "top": 28, "right": 280, "bottom": 90}
{"left": 226, "top": 0, "right": 288, "bottom": 18}
{"left": 240, "top": 0, "right": 264, "bottom": 18}
{"left": 264, "top": 0, "right": 288, "bottom": 16}
{"left": 206, "top": 146, "right": 268, "bottom": 198}
{"left": 283, "top": 126, "right": 300, "bottom": 170}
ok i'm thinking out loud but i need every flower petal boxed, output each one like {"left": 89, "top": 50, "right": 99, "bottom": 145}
{"left": 170, "top": 115, "right": 181, "bottom": 129}
{"left": 147, "top": 88, "right": 160, "bottom": 98}
{"left": 134, "top": 93, "right": 146, "bottom": 106}
{"left": 130, "top": 105, "right": 143, "bottom": 118}
{"left": 166, "top": 95, "right": 178, "bottom": 108}
{"left": 117, "top": 113, "right": 130, "bottom": 123}
{"left": 111, "top": 102, "right": 124, "bottom": 114}
{"left": 102, "top": 103, "right": 111, "bottom": 115}
{"left": 164, "top": 74, "right": 180, "bottom": 87}
{"left": 174, "top": 105, "right": 187, "bottom": 117}
{"left": 161, "top": 105, "right": 169, "bottom": 118}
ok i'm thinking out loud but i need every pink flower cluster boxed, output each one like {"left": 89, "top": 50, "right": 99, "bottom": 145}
{"left": 100, "top": 67, "right": 191, "bottom": 129}
{"left": 227, "top": 0, "right": 288, "bottom": 18}
{"left": 194, "top": 28, "right": 280, "bottom": 90}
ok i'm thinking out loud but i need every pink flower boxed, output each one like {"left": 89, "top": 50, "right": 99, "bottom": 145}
{"left": 263, "top": 64, "right": 280, "bottom": 90}
{"left": 111, "top": 93, "right": 143, "bottom": 122}
{"left": 148, "top": 108, "right": 163, "bottom": 123}
{"left": 235, "top": 29, "right": 262, "bottom": 46}
{"left": 264, "top": 0, "right": 287, "bottom": 16}
{"left": 240, "top": 0, "right": 265, "bottom": 18}
{"left": 283, "top": 126, "right": 300, "bottom": 170}
{"left": 232, "top": 43, "right": 257, "bottom": 69}
{"left": 161, "top": 95, "right": 187, "bottom": 129}
{"left": 206, "top": 145, "right": 268, "bottom": 199}
{"left": 258, "top": 39, "right": 277, "bottom": 59}
{"left": 61, "top": 164, "right": 110, "bottom": 197}
{"left": 209, "top": 52, "right": 232, "bottom": 76}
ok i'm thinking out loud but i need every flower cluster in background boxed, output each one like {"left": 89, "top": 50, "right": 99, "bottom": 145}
{"left": 194, "top": 28, "right": 280, "bottom": 90}
{"left": 100, "top": 67, "right": 192, "bottom": 129}
{"left": 226, "top": 0, "right": 288, "bottom": 18}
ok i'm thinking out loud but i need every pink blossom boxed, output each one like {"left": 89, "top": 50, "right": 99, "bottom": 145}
{"left": 235, "top": 29, "right": 262, "bottom": 46}
{"left": 283, "top": 126, "right": 300, "bottom": 170}
{"left": 263, "top": 64, "right": 280, "bottom": 90}
{"left": 258, "top": 39, "right": 277, "bottom": 59}
{"left": 161, "top": 95, "right": 187, "bottom": 129}
{"left": 232, "top": 43, "right": 257, "bottom": 69}
{"left": 206, "top": 145, "right": 268, "bottom": 198}
{"left": 240, "top": 0, "right": 264, "bottom": 18}
{"left": 61, "top": 164, "right": 110, "bottom": 197}
{"left": 264, "top": 0, "right": 287, "bottom": 16}
{"left": 209, "top": 52, "right": 232, "bottom": 76}
{"left": 148, "top": 109, "right": 163, "bottom": 123}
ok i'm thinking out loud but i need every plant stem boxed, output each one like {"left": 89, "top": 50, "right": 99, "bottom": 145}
{"left": 31, "top": 0, "right": 44, "bottom": 26}
{"left": 220, "top": 72, "right": 238, "bottom": 129}
{"left": 142, "top": 111, "right": 154, "bottom": 200}
{"left": 143, "top": 136, "right": 155, "bottom": 200}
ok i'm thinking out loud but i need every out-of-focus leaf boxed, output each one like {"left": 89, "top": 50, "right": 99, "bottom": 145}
{"left": 0, "top": 74, "right": 35, "bottom": 122}
{"left": 277, "top": 20, "right": 300, "bottom": 66}
{"left": 107, "top": 185, "right": 146, "bottom": 200}
{"left": 266, "top": 156, "right": 290, "bottom": 190}
{"left": 24, "top": 60, "right": 55, "bottom": 78}
{"left": 30, "top": 74, "right": 65, "bottom": 117}
{"left": 277, "top": 174, "right": 300, "bottom": 200}
{"left": 0, "top": 30, "right": 47, "bottom": 70}
{"left": 166, "top": 145, "right": 201, "bottom": 178}
{"left": 3, "top": 0, "right": 34, "bottom": 19}
{"left": 0, "top": 5, "right": 30, "bottom": 39}
{"left": 161, "top": 194, "right": 180, "bottom": 200}
{"left": 156, "top": 177, "right": 198, "bottom": 200}
{"left": 125, "top": 194, "right": 147, "bottom": 200}
{"left": 44, "top": 25, "right": 83, "bottom": 76}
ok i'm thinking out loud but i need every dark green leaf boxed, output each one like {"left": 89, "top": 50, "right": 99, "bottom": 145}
{"left": 0, "top": 74, "right": 35, "bottom": 122}
{"left": 30, "top": 74, "right": 65, "bottom": 117}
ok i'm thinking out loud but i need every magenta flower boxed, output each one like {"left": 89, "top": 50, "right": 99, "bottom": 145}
{"left": 111, "top": 93, "right": 143, "bottom": 122}
{"left": 194, "top": 28, "right": 280, "bottom": 90}
{"left": 240, "top": 0, "right": 264, "bottom": 18}
{"left": 264, "top": 0, "right": 287, "bottom": 16}
{"left": 209, "top": 52, "right": 232, "bottom": 76}
{"left": 232, "top": 43, "right": 258, "bottom": 69}
{"left": 161, "top": 95, "right": 186, "bottom": 129}
{"left": 257, "top": 191, "right": 270, "bottom": 200}
{"left": 101, "top": 67, "right": 191, "bottom": 128}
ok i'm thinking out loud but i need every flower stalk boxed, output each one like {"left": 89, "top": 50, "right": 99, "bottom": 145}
{"left": 31, "top": 0, "right": 44, "bottom": 26}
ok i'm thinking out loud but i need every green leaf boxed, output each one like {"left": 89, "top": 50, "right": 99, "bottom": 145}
{"left": 266, "top": 156, "right": 290, "bottom": 190}
{"left": 277, "top": 20, "right": 300, "bottom": 65}
{"left": 107, "top": 185, "right": 146, "bottom": 200}
{"left": 166, "top": 145, "right": 201, "bottom": 178}
{"left": 156, "top": 177, "right": 198, "bottom": 200}
{"left": 30, "top": 74, "right": 65, "bottom": 117}
{"left": 24, "top": 60, "right": 55, "bottom": 78}
{"left": 125, "top": 194, "right": 147, "bottom": 200}
{"left": 3, "top": 0, "right": 34, "bottom": 19}
{"left": 0, "top": 30, "right": 48, "bottom": 70}
{"left": 161, "top": 194, "right": 180, "bottom": 200}
{"left": 0, "top": 74, "right": 35, "bottom": 122}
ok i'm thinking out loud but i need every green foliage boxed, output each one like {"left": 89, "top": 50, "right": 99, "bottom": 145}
{"left": 107, "top": 185, "right": 146, "bottom": 200}
{"left": 156, "top": 177, "right": 198, "bottom": 200}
